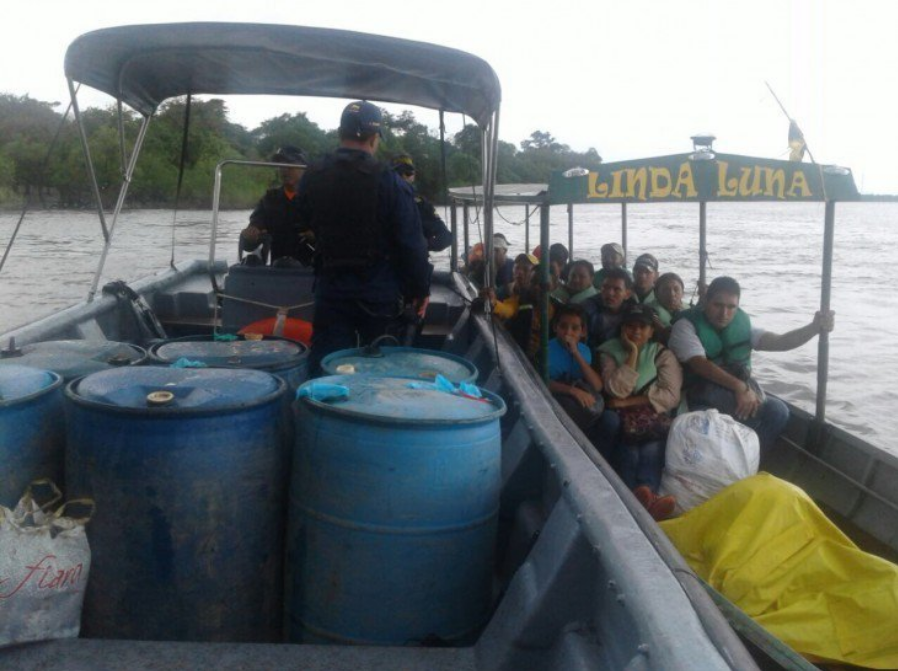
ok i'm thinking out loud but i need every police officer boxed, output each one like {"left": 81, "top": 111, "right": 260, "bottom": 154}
{"left": 390, "top": 154, "right": 453, "bottom": 253}
{"left": 240, "top": 145, "right": 313, "bottom": 266}
{"left": 298, "top": 101, "right": 432, "bottom": 376}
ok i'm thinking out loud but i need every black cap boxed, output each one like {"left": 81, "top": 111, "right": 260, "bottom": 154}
{"left": 271, "top": 145, "right": 308, "bottom": 165}
{"left": 391, "top": 153, "right": 415, "bottom": 176}
{"left": 633, "top": 253, "right": 659, "bottom": 273}
{"left": 621, "top": 303, "right": 657, "bottom": 326}
{"left": 340, "top": 100, "right": 384, "bottom": 139}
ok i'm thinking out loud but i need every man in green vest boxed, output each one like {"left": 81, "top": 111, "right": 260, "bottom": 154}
{"left": 669, "top": 276, "right": 834, "bottom": 451}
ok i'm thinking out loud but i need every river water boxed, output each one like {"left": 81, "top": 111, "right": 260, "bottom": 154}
{"left": 1, "top": 203, "right": 896, "bottom": 454}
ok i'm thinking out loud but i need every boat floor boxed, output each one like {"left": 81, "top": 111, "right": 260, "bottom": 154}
{"left": 4, "top": 639, "right": 477, "bottom": 671}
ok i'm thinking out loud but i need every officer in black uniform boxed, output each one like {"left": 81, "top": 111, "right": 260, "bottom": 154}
{"left": 390, "top": 154, "right": 453, "bottom": 253}
{"left": 240, "top": 145, "right": 313, "bottom": 266}
{"left": 298, "top": 101, "right": 432, "bottom": 376}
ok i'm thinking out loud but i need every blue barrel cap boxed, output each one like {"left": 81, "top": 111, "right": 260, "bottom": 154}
{"left": 153, "top": 337, "right": 305, "bottom": 369}
{"left": 298, "top": 374, "right": 505, "bottom": 424}
{"left": 321, "top": 346, "right": 477, "bottom": 383}
{"left": 0, "top": 340, "right": 146, "bottom": 380}
{"left": 0, "top": 365, "right": 62, "bottom": 404}
{"left": 70, "top": 367, "right": 283, "bottom": 411}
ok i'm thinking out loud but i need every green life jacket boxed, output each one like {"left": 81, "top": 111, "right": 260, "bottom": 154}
{"left": 598, "top": 339, "right": 663, "bottom": 394}
{"left": 568, "top": 285, "right": 598, "bottom": 304}
{"left": 646, "top": 299, "right": 673, "bottom": 326}
{"left": 679, "top": 306, "right": 753, "bottom": 370}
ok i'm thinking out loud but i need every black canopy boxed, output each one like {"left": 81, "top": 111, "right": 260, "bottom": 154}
{"left": 64, "top": 23, "right": 502, "bottom": 126}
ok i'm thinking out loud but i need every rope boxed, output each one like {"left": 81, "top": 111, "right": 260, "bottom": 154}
{"left": 0, "top": 89, "right": 78, "bottom": 276}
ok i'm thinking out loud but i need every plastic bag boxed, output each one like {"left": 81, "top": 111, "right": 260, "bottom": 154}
{"left": 0, "top": 481, "right": 94, "bottom": 647}
{"left": 661, "top": 473, "right": 898, "bottom": 669}
{"left": 660, "top": 409, "right": 759, "bottom": 513}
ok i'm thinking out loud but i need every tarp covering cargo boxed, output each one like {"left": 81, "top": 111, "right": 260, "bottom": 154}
{"left": 660, "top": 473, "right": 898, "bottom": 669}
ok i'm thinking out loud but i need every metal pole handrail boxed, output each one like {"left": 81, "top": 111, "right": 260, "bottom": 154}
{"left": 68, "top": 77, "right": 110, "bottom": 244}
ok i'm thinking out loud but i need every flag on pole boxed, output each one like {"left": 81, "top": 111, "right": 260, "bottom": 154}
{"left": 788, "top": 120, "right": 806, "bottom": 162}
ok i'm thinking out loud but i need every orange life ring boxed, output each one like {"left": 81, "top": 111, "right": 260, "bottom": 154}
{"left": 238, "top": 317, "right": 313, "bottom": 345}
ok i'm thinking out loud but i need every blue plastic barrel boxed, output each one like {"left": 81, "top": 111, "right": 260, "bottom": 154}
{"left": 65, "top": 367, "right": 289, "bottom": 642}
{"left": 0, "top": 340, "right": 146, "bottom": 381}
{"left": 149, "top": 335, "right": 308, "bottom": 390}
{"left": 0, "top": 365, "right": 64, "bottom": 507}
{"left": 320, "top": 346, "right": 478, "bottom": 383}
{"left": 288, "top": 374, "right": 505, "bottom": 645}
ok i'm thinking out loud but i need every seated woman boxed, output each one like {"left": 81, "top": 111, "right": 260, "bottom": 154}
{"left": 598, "top": 304, "right": 683, "bottom": 521}
{"left": 484, "top": 253, "right": 547, "bottom": 360}
{"left": 551, "top": 259, "right": 599, "bottom": 305}
{"left": 547, "top": 304, "right": 604, "bottom": 434}
{"left": 647, "top": 272, "right": 686, "bottom": 344}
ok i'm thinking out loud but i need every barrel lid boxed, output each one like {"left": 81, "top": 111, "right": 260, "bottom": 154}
{"left": 0, "top": 365, "right": 61, "bottom": 403}
{"left": 298, "top": 374, "right": 505, "bottom": 423}
{"left": 153, "top": 337, "right": 306, "bottom": 369}
{"left": 0, "top": 340, "right": 145, "bottom": 380}
{"left": 71, "top": 367, "right": 282, "bottom": 410}
{"left": 321, "top": 347, "right": 477, "bottom": 383}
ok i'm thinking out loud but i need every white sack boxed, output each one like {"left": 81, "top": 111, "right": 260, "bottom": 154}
{"left": 660, "top": 409, "right": 760, "bottom": 513}
{"left": 0, "top": 483, "right": 92, "bottom": 647}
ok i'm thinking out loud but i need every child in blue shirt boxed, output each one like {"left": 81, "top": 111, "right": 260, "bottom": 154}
{"left": 548, "top": 303, "right": 604, "bottom": 432}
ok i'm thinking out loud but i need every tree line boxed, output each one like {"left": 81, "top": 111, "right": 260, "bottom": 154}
{"left": 0, "top": 93, "right": 603, "bottom": 210}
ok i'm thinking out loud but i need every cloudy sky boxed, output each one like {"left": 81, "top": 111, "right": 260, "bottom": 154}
{"left": 3, "top": 0, "right": 895, "bottom": 193}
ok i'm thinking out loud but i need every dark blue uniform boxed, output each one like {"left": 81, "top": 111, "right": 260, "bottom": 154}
{"left": 298, "top": 147, "right": 432, "bottom": 375}
{"left": 415, "top": 196, "right": 453, "bottom": 252}
{"left": 249, "top": 187, "right": 306, "bottom": 263}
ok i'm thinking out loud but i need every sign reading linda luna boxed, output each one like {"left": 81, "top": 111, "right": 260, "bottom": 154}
{"left": 548, "top": 153, "right": 860, "bottom": 205}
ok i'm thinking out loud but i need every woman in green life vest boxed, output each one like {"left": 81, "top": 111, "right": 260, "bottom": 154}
{"left": 647, "top": 272, "right": 685, "bottom": 343}
{"left": 598, "top": 304, "right": 683, "bottom": 520}
{"left": 551, "top": 259, "right": 598, "bottom": 304}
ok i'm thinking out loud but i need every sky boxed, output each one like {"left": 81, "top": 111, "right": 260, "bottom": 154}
{"left": 2, "top": 0, "right": 896, "bottom": 194}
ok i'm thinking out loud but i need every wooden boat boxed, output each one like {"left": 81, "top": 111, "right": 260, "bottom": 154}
{"left": 1, "top": 22, "right": 894, "bottom": 671}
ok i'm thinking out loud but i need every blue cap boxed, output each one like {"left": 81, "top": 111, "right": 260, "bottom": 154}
{"left": 340, "top": 100, "right": 384, "bottom": 139}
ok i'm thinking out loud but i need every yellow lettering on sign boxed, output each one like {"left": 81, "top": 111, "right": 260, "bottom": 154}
{"left": 588, "top": 172, "right": 609, "bottom": 198}
{"left": 624, "top": 168, "right": 648, "bottom": 200}
{"left": 608, "top": 170, "right": 625, "bottom": 198}
{"left": 672, "top": 162, "right": 697, "bottom": 198}
{"left": 787, "top": 170, "right": 812, "bottom": 197}
{"left": 717, "top": 161, "right": 738, "bottom": 197}
{"left": 650, "top": 167, "right": 672, "bottom": 198}
{"left": 764, "top": 168, "right": 785, "bottom": 199}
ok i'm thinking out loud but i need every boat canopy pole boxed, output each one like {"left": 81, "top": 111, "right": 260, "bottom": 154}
{"left": 87, "top": 113, "right": 153, "bottom": 302}
{"left": 699, "top": 201, "right": 708, "bottom": 292}
{"left": 68, "top": 77, "right": 110, "bottom": 244}
{"left": 815, "top": 201, "right": 836, "bottom": 424}
{"left": 449, "top": 204, "right": 458, "bottom": 271}
{"left": 463, "top": 202, "right": 470, "bottom": 269}
{"left": 567, "top": 203, "right": 574, "bottom": 258}
{"left": 117, "top": 100, "right": 127, "bottom": 178}
{"left": 481, "top": 112, "right": 500, "bottom": 289}
{"left": 524, "top": 205, "right": 531, "bottom": 252}
{"left": 539, "top": 199, "right": 551, "bottom": 382}
{"left": 621, "top": 203, "right": 628, "bottom": 264}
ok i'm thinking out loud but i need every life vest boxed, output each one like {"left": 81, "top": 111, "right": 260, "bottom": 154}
{"left": 598, "top": 339, "right": 663, "bottom": 394}
{"left": 646, "top": 300, "right": 673, "bottom": 326}
{"left": 303, "top": 151, "right": 385, "bottom": 271}
{"left": 679, "top": 306, "right": 752, "bottom": 370}
{"left": 238, "top": 317, "right": 313, "bottom": 346}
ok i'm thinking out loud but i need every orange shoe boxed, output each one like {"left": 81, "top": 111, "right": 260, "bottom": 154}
{"left": 633, "top": 486, "right": 655, "bottom": 511}
{"left": 649, "top": 494, "right": 676, "bottom": 521}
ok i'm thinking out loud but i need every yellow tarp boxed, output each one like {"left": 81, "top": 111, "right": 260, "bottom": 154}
{"left": 660, "top": 473, "right": 898, "bottom": 669}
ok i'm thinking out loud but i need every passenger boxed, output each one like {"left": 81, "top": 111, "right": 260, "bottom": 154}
{"left": 631, "top": 253, "right": 659, "bottom": 304}
{"left": 493, "top": 233, "right": 515, "bottom": 289}
{"left": 598, "top": 304, "right": 681, "bottom": 521}
{"left": 549, "top": 242, "right": 570, "bottom": 283}
{"left": 580, "top": 267, "right": 635, "bottom": 348}
{"left": 593, "top": 242, "right": 628, "bottom": 289}
{"left": 547, "top": 303, "right": 605, "bottom": 435}
{"left": 239, "top": 145, "right": 312, "bottom": 266}
{"left": 390, "top": 153, "right": 453, "bottom": 253}
{"left": 647, "top": 272, "right": 686, "bottom": 344}
{"left": 298, "top": 101, "right": 432, "bottom": 376}
{"left": 464, "top": 242, "right": 485, "bottom": 285}
{"left": 551, "top": 259, "right": 598, "bottom": 304}
{"left": 484, "top": 253, "right": 544, "bottom": 358}
{"left": 669, "top": 276, "right": 835, "bottom": 451}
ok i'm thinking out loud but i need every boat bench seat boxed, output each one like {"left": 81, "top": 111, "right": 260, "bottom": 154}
{"left": 220, "top": 264, "right": 316, "bottom": 333}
